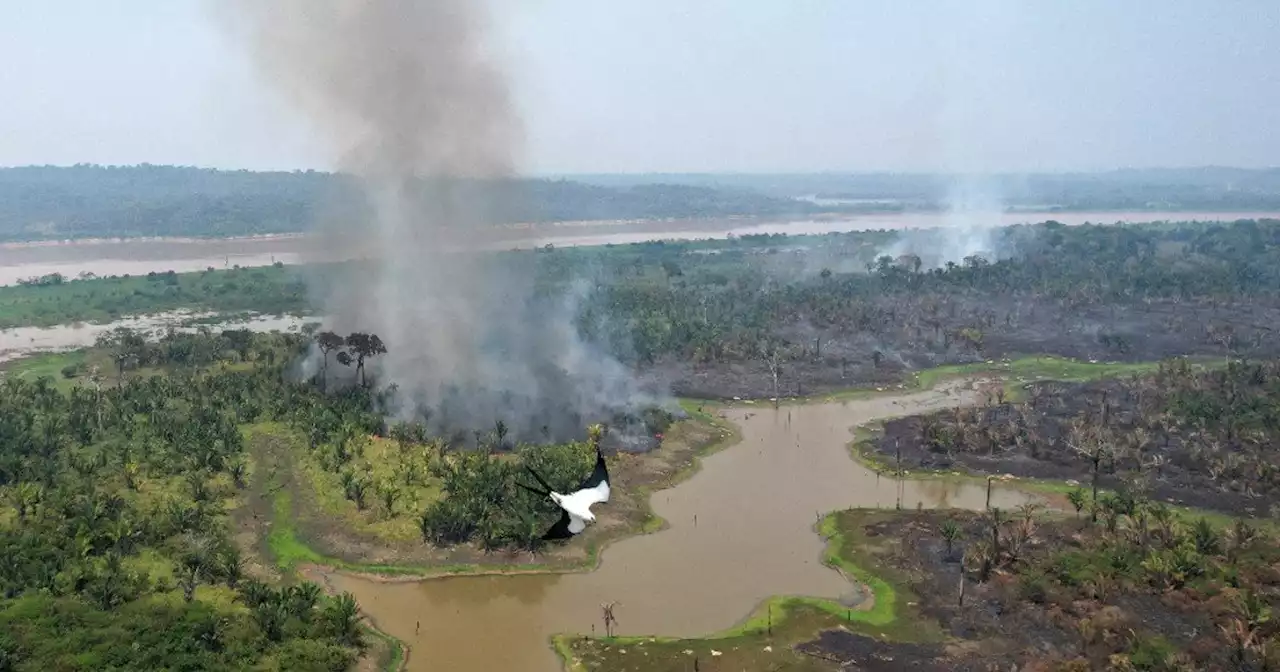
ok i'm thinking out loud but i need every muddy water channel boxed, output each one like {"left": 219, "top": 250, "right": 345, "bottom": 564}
{"left": 326, "top": 380, "right": 1033, "bottom": 672}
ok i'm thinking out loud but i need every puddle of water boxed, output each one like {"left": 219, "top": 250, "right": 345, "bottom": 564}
{"left": 0, "top": 311, "right": 319, "bottom": 364}
{"left": 327, "top": 380, "right": 1031, "bottom": 672}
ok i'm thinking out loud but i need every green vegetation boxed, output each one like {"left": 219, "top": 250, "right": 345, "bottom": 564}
{"left": 250, "top": 385, "right": 733, "bottom": 578}
{"left": 0, "top": 327, "right": 681, "bottom": 668}
{"left": 0, "top": 264, "right": 308, "bottom": 328}
{"left": 0, "top": 332, "right": 371, "bottom": 669}
{"left": 912, "top": 354, "right": 1169, "bottom": 396}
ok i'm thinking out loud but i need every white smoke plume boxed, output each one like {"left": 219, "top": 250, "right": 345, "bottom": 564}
{"left": 878, "top": 175, "right": 1005, "bottom": 270}
{"left": 217, "top": 0, "right": 667, "bottom": 443}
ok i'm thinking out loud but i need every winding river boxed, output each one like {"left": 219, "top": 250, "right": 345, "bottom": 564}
{"left": 320, "top": 379, "right": 1032, "bottom": 671}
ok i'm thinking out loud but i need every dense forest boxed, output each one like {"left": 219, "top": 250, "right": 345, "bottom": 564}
{"left": 0, "top": 325, "right": 671, "bottom": 669}
{"left": 0, "top": 331, "right": 369, "bottom": 669}
{"left": 0, "top": 165, "right": 828, "bottom": 241}
{"left": 573, "top": 167, "right": 1280, "bottom": 210}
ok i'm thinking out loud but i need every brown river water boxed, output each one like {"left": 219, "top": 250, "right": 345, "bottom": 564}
{"left": 322, "top": 379, "right": 1032, "bottom": 672}
{"left": 3, "top": 211, "right": 1275, "bottom": 287}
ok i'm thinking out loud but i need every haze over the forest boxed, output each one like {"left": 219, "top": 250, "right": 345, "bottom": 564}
{"left": 1, "top": 0, "right": 1277, "bottom": 174}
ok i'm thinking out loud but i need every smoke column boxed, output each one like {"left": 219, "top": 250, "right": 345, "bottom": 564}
{"left": 218, "top": 0, "right": 664, "bottom": 443}
{"left": 879, "top": 0, "right": 1015, "bottom": 270}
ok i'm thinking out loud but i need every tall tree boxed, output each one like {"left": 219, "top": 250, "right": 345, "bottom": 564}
{"left": 314, "top": 331, "right": 345, "bottom": 393}
{"left": 344, "top": 333, "right": 387, "bottom": 388}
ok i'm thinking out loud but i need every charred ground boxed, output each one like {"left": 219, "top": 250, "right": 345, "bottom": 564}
{"left": 803, "top": 507, "right": 1280, "bottom": 671}
{"left": 861, "top": 358, "right": 1280, "bottom": 518}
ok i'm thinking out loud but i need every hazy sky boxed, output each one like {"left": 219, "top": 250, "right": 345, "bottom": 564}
{"left": 1, "top": 0, "right": 1276, "bottom": 174}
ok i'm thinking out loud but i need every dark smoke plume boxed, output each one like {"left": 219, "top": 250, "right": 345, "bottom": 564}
{"left": 218, "top": 0, "right": 669, "bottom": 444}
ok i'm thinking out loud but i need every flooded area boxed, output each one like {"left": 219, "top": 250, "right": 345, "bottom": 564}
{"left": 3, "top": 211, "right": 1275, "bottom": 286}
{"left": 0, "top": 311, "right": 318, "bottom": 364}
{"left": 322, "top": 380, "right": 1032, "bottom": 672}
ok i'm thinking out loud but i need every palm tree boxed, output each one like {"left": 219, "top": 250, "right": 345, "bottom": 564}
{"left": 254, "top": 600, "right": 290, "bottom": 643}
{"left": 587, "top": 423, "right": 606, "bottom": 449}
{"left": 178, "top": 534, "right": 215, "bottom": 602}
{"left": 287, "top": 581, "right": 324, "bottom": 622}
{"left": 417, "top": 510, "right": 434, "bottom": 544}
{"left": 939, "top": 520, "right": 961, "bottom": 560}
{"left": 1066, "top": 488, "right": 1087, "bottom": 519}
{"left": 217, "top": 546, "right": 244, "bottom": 589}
{"left": 238, "top": 578, "right": 275, "bottom": 609}
{"left": 324, "top": 592, "right": 364, "bottom": 648}
{"left": 378, "top": 481, "right": 400, "bottom": 515}
{"left": 494, "top": 419, "right": 509, "bottom": 450}
{"left": 11, "top": 483, "right": 41, "bottom": 522}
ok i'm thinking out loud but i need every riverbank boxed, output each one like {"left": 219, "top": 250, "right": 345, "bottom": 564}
{"left": 555, "top": 509, "right": 947, "bottom": 670}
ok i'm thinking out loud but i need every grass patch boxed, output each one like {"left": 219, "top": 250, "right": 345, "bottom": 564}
{"left": 292, "top": 431, "right": 443, "bottom": 545}
{"left": 0, "top": 350, "right": 110, "bottom": 393}
{"left": 555, "top": 509, "right": 941, "bottom": 671}
{"left": 266, "top": 487, "right": 326, "bottom": 572}
{"left": 360, "top": 622, "right": 407, "bottom": 672}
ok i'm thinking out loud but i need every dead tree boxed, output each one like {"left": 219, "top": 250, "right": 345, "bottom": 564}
{"left": 601, "top": 602, "right": 618, "bottom": 637}
{"left": 763, "top": 343, "right": 784, "bottom": 409}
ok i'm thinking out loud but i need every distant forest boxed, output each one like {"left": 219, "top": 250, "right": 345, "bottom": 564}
{"left": 3, "top": 165, "right": 1280, "bottom": 243}
{"left": 0, "top": 165, "right": 827, "bottom": 242}
{"left": 570, "top": 167, "right": 1280, "bottom": 210}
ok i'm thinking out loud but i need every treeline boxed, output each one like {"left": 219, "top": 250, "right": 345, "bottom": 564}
{"left": 575, "top": 167, "right": 1280, "bottom": 209}
{"left": 0, "top": 165, "right": 828, "bottom": 241}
